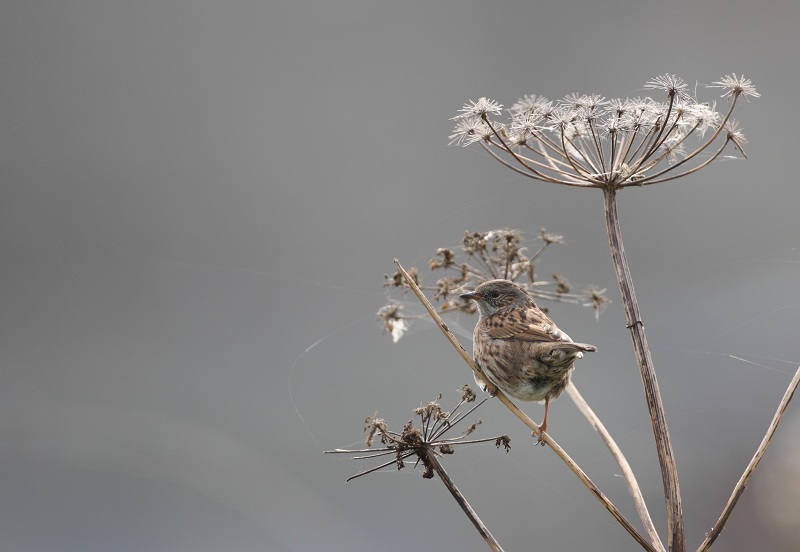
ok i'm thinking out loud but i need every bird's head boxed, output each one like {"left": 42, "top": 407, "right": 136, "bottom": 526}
{"left": 460, "top": 279, "right": 531, "bottom": 318}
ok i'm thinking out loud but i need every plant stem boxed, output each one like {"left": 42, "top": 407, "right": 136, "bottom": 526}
{"left": 566, "top": 382, "right": 665, "bottom": 552}
{"left": 696, "top": 365, "right": 800, "bottom": 552}
{"left": 427, "top": 452, "right": 505, "bottom": 552}
{"left": 602, "top": 187, "right": 684, "bottom": 552}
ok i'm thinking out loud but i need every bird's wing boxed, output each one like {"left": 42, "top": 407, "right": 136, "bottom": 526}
{"left": 484, "top": 305, "right": 566, "bottom": 343}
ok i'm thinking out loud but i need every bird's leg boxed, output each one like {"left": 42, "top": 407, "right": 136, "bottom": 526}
{"left": 532, "top": 396, "right": 550, "bottom": 445}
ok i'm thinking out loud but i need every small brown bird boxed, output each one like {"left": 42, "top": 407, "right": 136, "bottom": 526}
{"left": 461, "top": 279, "right": 596, "bottom": 439}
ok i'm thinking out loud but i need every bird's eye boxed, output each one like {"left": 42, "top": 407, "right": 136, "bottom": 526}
{"left": 489, "top": 291, "right": 500, "bottom": 299}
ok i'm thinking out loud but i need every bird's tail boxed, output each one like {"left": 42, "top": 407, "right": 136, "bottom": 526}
{"left": 555, "top": 342, "right": 597, "bottom": 353}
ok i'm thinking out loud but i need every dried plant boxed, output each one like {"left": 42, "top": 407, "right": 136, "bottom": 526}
{"left": 449, "top": 74, "right": 759, "bottom": 188}
{"left": 326, "top": 387, "right": 509, "bottom": 551}
{"left": 377, "top": 228, "right": 609, "bottom": 342}
{"left": 442, "top": 74, "right": 797, "bottom": 552}
{"left": 330, "top": 74, "right": 800, "bottom": 552}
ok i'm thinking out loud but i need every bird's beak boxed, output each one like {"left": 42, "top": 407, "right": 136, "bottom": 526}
{"left": 460, "top": 290, "right": 478, "bottom": 300}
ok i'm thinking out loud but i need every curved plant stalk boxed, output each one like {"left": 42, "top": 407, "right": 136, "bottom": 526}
{"left": 603, "top": 188, "right": 685, "bottom": 552}
{"left": 696, "top": 365, "right": 800, "bottom": 552}
{"left": 566, "top": 382, "right": 665, "bottom": 552}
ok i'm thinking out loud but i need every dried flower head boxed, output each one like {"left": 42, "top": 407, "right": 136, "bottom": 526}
{"left": 584, "top": 285, "right": 611, "bottom": 320}
{"left": 378, "top": 228, "right": 607, "bottom": 341}
{"left": 376, "top": 303, "right": 409, "bottom": 343}
{"left": 710, "top": 74, "right": 760, "bottom": 102}
{"left": 451, "top": 74, "right": 758, "bottom": 188}
{"left": 459, "top": 383, "right": 477, "bottom": 403}
{"left": 326, "top": 387, "right": 507, "bottom": 481}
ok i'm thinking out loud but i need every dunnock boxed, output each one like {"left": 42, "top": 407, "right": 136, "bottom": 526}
{"left": 460, "top": 279, "right": 596, "bottom": 439}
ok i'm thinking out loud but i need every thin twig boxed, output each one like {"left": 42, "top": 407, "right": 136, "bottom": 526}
{"left": 427, "top": 451, "right": 505, "bottom": 552}
{"left": 344, "top": 455, "right": 413, "bottom": 482}
{"left": 566, "top": 381, "right": 665, "bottom": 552}
{"left": 430, "top": 398, "right": 490, "bottom": 441}
{"left": 696, "top": 365, "right": 800, "bottom": 552}
{"left": 602, "top": 188, "right": 685, "bottom": 552}
{"left": 394, "top": 258, "right": 658, "bottom": 552}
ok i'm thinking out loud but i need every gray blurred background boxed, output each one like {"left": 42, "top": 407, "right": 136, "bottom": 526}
{"left": 2, "top": 0, "right": 799, "bottom": 550}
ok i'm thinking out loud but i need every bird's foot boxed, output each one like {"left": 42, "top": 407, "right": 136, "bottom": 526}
{"left": 532, "top": 423, "right": 547, "bottom": 445}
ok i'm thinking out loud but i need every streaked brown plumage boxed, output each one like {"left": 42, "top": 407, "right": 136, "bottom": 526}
{"left": 460, "top": 279, "right": 596, "bottom": 438}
